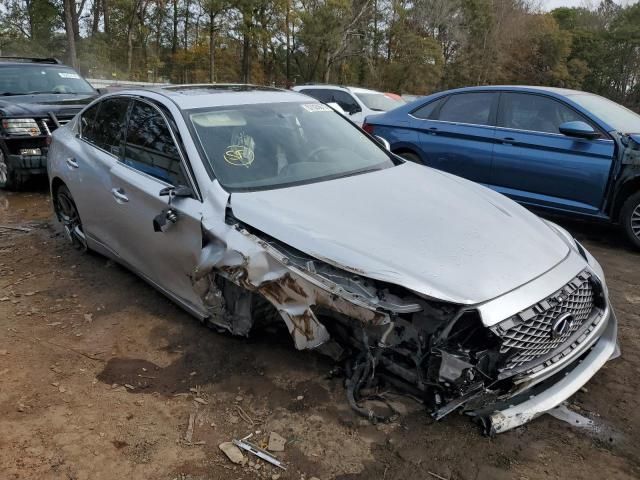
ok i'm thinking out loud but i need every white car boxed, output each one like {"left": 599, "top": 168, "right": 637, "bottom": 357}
{"left": 292, "top": 85, "right": 405, "bottom": 125}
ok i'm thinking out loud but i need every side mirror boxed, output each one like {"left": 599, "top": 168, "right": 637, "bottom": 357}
{"left": 154, "top": 185, "right": 193, "bottom": 233}
{"left": 96, "top": 87, "right": 109, "bottom": 95}
{"left": 159, "top": 185, "right": 193, "bottom": 198}
{"left": 348, "top": 105, "right": 362, "bottom": 116}
{"left": 374, "top": 135, "right": 391, "bottom": 151}
{"left": 559, "top": 121, "right": 599, "bottom": 140}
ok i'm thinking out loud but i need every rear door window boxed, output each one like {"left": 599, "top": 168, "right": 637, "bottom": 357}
{"left": 122, "top": 100, "right": 187, "bottom": 186}
{"left": 330, "top": 91, "right": 361, "bottom": 114}
{"left": 412, "top": 97, "right": 446, "bottom": 119}
{"left": 437, "top": 93, "right": 495, "bottom": 126}
{"left": 498, "top": 92, "right": 591, "bottom": 135}
{"left": 87, "top": 97, "right": 129, "bottom": 155}
{"left": 299, "top": 89, "right": 331, "bottom": 103}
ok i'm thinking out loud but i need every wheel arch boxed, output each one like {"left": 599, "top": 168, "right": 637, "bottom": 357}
{"left": 391, "top": 146, "right": 423, "bottom": 163}
{"left": 612, "top": 175, "right": 640, "bottom": 222}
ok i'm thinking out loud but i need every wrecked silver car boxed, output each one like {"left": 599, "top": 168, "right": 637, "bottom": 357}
{"left": 47, "top": 85, "right": 619, "bottom": 434}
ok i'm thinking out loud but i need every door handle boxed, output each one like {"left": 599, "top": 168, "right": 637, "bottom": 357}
{"left": 65, "top": 157, "right": 79, "bottom": 169}
{"left": 500, "top": 137, "right": 515, "bottom": 145}
{"left": 428, "top": 127, "right": 438, "bottom": 135}
{"left": 111, "top": 187, "right": 129, "bottom": 203}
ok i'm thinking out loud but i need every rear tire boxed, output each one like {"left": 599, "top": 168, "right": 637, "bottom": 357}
{"left": 0, "top": 146, "right": 23, "bottom": 190}
{"left": 621, "top": 191, "right": 640, "bottom": 249}
{"left": 54, "top": 184, "right": 88, "bottom": 251}
{"left": 396, "top": 151, "right": 422, "bottom": 164}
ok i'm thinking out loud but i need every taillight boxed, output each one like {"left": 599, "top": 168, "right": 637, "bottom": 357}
{"left": 362, "top": 122, "right": 374, "bottom": 135}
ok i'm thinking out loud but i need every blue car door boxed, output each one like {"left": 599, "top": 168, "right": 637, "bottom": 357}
{"left": 408, "top": 92, "right": 498, "bottom": 184}
{"left": 491, "top": 92, "right": 615, "bottom": 216}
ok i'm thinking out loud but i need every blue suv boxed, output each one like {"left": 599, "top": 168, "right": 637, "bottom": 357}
{"left": 363, "top": 86, "right": 640, "bottom": 248}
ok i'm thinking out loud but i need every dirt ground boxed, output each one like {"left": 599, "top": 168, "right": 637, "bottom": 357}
{"left": 0, "top": 186, "right": 639, "bottom": 480}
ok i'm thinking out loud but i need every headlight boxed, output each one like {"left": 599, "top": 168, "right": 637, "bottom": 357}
{"left": 1, "top": 118, "right": 40, "bottom": 136}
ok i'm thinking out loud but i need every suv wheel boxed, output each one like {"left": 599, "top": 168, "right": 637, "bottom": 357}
{"left": 54, "top": 185, "right": 88, "bottom": 251}
{"left": 621, "top": 191, "right": 640, "bottom": 249}
{"left": 0, "top": 147, "right": 21, "bottom": 190}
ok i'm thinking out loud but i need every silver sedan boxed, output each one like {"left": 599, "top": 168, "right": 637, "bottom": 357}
{"left": 47, "top": 85, "right": 619, "bottom": 434}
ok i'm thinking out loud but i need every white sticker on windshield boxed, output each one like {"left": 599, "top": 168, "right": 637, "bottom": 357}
{"left": 302, "top": 103, "right": 332, "bottom": 112}
{"left": 58, "top": 72, "right": 80, "bottom": 79}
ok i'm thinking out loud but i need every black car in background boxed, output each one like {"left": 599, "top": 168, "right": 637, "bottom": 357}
{"left": 0, "top": 57, "right": 98, "bottom": 189}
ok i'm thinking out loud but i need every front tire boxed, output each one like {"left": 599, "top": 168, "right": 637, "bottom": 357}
{"left": 621, "top": 191, "right": 640, "bottom": 249}
{"left": 0, "top": 146, "right": 23, "bottom": 190}
{"left": 54, "top": 184, "right": 88, "bottom": 251}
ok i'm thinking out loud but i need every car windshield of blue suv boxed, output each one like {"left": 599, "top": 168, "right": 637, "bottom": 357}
{"left": 188, "top": 101, "right": 394, "bottom": 191}
{"left": 0, "top": 66, "right": 95, "bottom": 95}
{"left": 568, "top": 92, "right": 640, "bottom": 133}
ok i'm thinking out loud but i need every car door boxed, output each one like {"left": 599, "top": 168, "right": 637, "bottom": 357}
{"left": 408, "top": 92, "right": 498, "bottom": 184}
{"left": 107, "top": 98, "right": 205, "bottom": 312}
{"left": 492, "top": 92, "right": 615, "bottom": 215}
{"left": 63, "top": 97, "right": 130, "bottom": 253}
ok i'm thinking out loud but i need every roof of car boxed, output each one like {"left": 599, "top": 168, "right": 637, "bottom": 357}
{"left": 429, "top": 85, "right": 591, "bottom": 98}
{"left": 113, "top": 84, "right": 315, "bottom": 110}
{"left": 294, "top": 84, "right": 382, "bottom": 95}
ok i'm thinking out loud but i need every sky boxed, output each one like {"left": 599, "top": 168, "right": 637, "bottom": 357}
{"left": 542, "top": 0, "right": 637, "bottom": 10}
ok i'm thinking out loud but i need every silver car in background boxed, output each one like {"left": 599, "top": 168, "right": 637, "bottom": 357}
{"left": 47, "top": 85, "right": 619, "bottom": 434}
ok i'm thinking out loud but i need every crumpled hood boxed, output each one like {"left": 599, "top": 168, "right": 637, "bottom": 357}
{"left": 230, "top": 162, "right": 570, "bottom": 305}
{"left": 0, "top": 93, "right": 96, "bottom": 117}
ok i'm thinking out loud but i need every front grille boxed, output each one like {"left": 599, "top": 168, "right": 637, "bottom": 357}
{"left": 40, "top": 117, "right": 72, "bottom": 135}
{"left": 497, "top": 271, "right": 596, "bottom": 371}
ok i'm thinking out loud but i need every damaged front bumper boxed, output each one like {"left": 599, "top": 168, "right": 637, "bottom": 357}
{"left": 471, "top": 306, "right": 618, "bottom": 435}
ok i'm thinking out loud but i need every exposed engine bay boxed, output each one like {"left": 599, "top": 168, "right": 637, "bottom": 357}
{"left": 189, "top": 209, "right": 609, "bottom": 433}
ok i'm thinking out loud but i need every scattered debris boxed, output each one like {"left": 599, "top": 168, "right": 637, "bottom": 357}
{"left": 185, "top": 413, "right": 195, "bottom": 443}
{"left": 23, "top": 291, "right": 38, "bottom": 296}
{"left": 235, "top": 405, "right": 254, "bottom": 425}
{"left": 296, "top": 395, "right": 304, "bottom": 401}
{"left": 428, "top": 471, "right": 449, "bottom": 480}
{"left": 233, "top": 434, "right": 286, "bottom": 470}
{"left": 0, "top": 297, "right": 10, "bottom": 301}
{"left": 124, "top": 384, "right": 135, "bottom": 390}
{"left": 267, "top": 432, "right": 286, "bottom": 452}
{"left": 548, "top": 404, "right": 594, "bottom": 429}
{"left": 0, "top": 224, "right": 32, "bottom": 233}
{"left": 84, "top": 314, "right": 93, "bottom": 323}
{"left": 47, "top": 322, "right": 62, "bottom": 327}
{"left": 219, "top": 441, "right": 247, "bottom": 465}
{"left": 194, "top": 397, "right": 208, "bottom": 405}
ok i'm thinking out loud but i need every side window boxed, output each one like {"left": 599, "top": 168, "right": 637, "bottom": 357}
{"left": 300, "top": 89, "right": 331, "bottom": 103}
{"left": 80, "top": 102, "right": 101, "bottom": 143}
{"left": 499, "top": 93, "right": 589, "bottom": 135}
{"left": 89, "top": 98, "right": 129, "bottom": 155}
{"left": 412, "top": 97, "right": 446, "bottom": 119}
{"left": 123, "top": 100, "right": 187, "bottom": 186}
{"left": 330, "top": 91, "right": 361, "bottom": 114}
{"left": 437, "top": 93, "right": 495, "bottom": 126}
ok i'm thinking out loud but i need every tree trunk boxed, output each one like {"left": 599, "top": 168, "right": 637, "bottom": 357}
{"left": 285, "top": 0, "right": 290, "bottom": 84}
{"left": 103, "top": 0, "right": 110, "bottom": 34}
{"left": 172, "top": 0, "right": 178, "bottom": 54}
{"left": 209, "top": 12, "right": 216, "bottom": 83}
{"left": 63, "top": 0, "right": 79, "bottom": 68}
{"left": 92, "top": 0, "right": 100, "bottom": 35}
{"left": 241, "top": 10, "right": 252, "bottom": 83}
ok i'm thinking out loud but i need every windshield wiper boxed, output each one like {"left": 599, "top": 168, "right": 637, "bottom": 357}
{"left": 0, "top": 92, "right": 25, "bottom": 96}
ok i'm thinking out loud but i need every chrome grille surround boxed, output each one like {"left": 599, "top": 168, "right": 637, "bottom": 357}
{"left": 494, "top": 270, "right": 598, "bottom": 372}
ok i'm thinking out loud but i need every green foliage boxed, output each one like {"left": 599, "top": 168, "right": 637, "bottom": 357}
{"left": 0, "top": 0, "right": 638, "bottom": 108}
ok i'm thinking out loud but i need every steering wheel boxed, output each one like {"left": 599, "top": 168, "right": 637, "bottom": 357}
{"left": 306, "top": 146, "right": 334, "bottom": 162}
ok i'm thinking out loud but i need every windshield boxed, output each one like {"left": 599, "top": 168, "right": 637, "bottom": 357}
{"left": 354, "top": 92, "right": 405, "bottom": 112}
{"left": 0, "top": 66, "right": 95, "bottom": 95}
{"left": 188, "top": 102, "right": 394, "bottom": 191}
{"left": 568, "top": 93, "right": 640, "bottom": 133}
